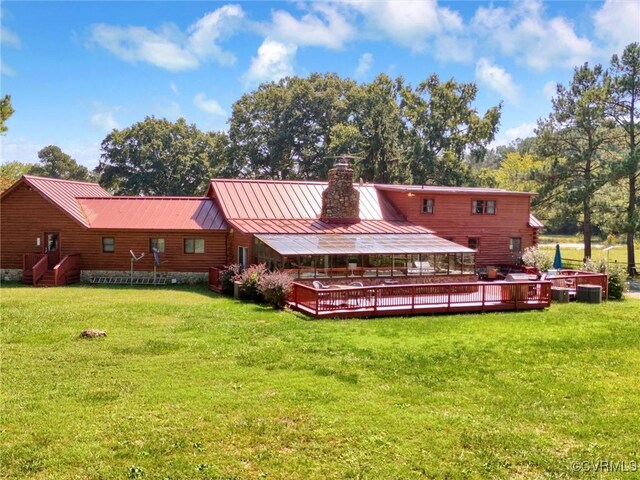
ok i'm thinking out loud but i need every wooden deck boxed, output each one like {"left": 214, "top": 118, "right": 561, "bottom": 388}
{"left": 288, "top": 280, "right": 552, "bottom": 318}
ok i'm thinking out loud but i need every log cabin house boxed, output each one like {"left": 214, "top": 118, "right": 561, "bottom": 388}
{"left": 1, "top": 162, "right": 542, "bottom": 287}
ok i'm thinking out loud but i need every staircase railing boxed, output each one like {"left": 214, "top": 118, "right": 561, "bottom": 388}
{"left": 32, "top": 255, "right": 48, "bottom": 286}
{"left": 53, "top": 253, "right": 80, "bottom": 286}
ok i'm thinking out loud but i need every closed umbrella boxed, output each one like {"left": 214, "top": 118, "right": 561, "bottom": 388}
{"left": 553, "top": 243, "right": 563, "bottom": 269}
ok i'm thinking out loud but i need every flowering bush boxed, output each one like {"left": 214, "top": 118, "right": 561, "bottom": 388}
{"left": 235, "top": 263, "right": 268, "bottom": 302}
{"left": 219, "top": 263, "right": 242, "bottom": 295}
{"left": 258, "top": 270, "right": 293, "bottom": 309}
{"left": 521, "top": 246, "right": 553, "bottom": 272}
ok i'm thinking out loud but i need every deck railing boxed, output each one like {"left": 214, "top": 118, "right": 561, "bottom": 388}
{"left": 23, "top": 253, "right": 46, "bottom": 272}
{"left": 545, "top": 270, "right": 608, "bottom": 299}
{"left": 208, "top": 266, "right": 224, "bottom": 293}
{"left": 290, "top": 280, "right": 552, "bottom": 318}
{"left": 32, "top": 255, "right": 48, "bottom": 286}
{"left": 53, "top": 253, "right": 80, "bottom": 286}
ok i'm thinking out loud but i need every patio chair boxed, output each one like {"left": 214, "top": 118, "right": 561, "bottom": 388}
{"left": 349, "top": 281, "right": 364, "bottom": 287}
{"left": 312, "top": 280, "right": 326, "bottom": 289}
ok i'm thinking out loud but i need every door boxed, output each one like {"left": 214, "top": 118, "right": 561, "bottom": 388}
{"left": 44, "top": 232, "right": 60, "bottom": 268}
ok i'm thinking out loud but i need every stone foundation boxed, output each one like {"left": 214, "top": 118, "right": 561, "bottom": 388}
{"left": 80, "top": 270, "right": 208, "bottom": 284}
{"left": 1, "top": 268, "right": 23, "bottom": 282}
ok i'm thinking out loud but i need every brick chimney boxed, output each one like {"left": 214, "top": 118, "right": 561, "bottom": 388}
{"left": 320, "top": 159, "right": 360, "bottom": 223}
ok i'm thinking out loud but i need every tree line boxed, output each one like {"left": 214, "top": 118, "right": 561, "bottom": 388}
{"left": 1, "top": 43, "right": 637, "bottom": 273}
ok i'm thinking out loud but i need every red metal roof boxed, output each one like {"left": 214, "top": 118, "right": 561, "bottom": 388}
{"left": 78, "top": 197, "right": 228, "bottom": 230}
{"left": 376, "top": 184, "right": 536, "bottom": 196}
{"left": 208, "top": 179, "right": 407, "bottom": 222}
{"left": 529, "top": 214, "right": 544, "bottom": 228}
{"left": 229, "top": 219, "right": 433, "bottom": 235}
{"left": 15, "top": 176, "right": 111, "bottom": 228}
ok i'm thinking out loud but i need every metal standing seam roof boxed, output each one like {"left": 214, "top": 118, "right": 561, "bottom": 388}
{"left": 529, "top": 214, "right": 544, "bottom": 228}
{"left": 376, "top": 184, "right": 536, "bottom": 196}
{"left": 229, "top": 218, "right": 433, "bottom": 235}
{"left": 255, "top": 234, "right": 476, "bottom": 256}
{"left": 207, "top": 179, "right": 407, "bottom": 222}
{"left": 77, "top": 197, "right": 228, "bottom": 230}
{"left": 20, "top": 175, "right": 111, "bottom": 227}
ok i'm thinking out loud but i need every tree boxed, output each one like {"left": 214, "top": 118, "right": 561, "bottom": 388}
{"left": 97, "top": 117, "right": 226, "bottom": 195}
{"left": 329, "top": 74, "right": 411, "bottom": 183}
{"left": 1, "top": 94, "right": 14, "bottom": 133}
{"left": 536, "top": 63, "right": 616, "bottom": 260}
{"left": 228, "top": 73, "right": 355, "bottom": 180}
{"left": 401, "top": 74, "right": 501, "bottom": 186}
{"left": 0, "top": 161, "right": 37, "bottom": 191}
{"left": 494, "top": 152, "right": 545, "bottom": 192}
{"left": 32, "top": 145, "right": 92, "bottom": 181}
{"left": 609, "top": 42, "right": 640, "bottom": 275}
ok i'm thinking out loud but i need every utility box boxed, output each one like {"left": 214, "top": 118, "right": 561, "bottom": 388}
{"left": 577, "top": 284, "right": 602, "bottom": 303}
{"left": 551, "top": 287, "right": 571, "bottom": 303}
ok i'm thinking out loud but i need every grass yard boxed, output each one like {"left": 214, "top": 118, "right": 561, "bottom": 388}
{"left": 1, "top": 284, "right": 639, "bottom": 479}
{"left": 538, "top": 234, "right": 640, "bottom": 268}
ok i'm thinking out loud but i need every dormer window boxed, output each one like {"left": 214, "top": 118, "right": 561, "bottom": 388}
{"left": 421, "top": 198, "right": 434, "bottom": 214}
{"left": 472, "top": 200, "right": 495, "bottom": 215}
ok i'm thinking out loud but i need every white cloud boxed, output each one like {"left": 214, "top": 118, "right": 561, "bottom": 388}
{"left": 475, "top": 58, "right": 520, "bottom": 105}
{"left": 1, "top": 61, "right": 16, "bottom": 76}
{"left": 89, "top": 4, "right": 244, "bottom": 71}
{"left": 593, "top": 0, "right": 640, "bottom": 55}
{"left": 491, "top": 122, "right": 537, "bottom": 148}
{"left": 89, "top": 112, "right": 119, "bottom": 132}
{"left": 169, "top": 82, "right": 179, "bottom": 95}
{"left": 267, "top": 4, "right": 355, "bottom": 49}
{"left": 471, "top": 0, "right": 594, "bottom": 70}
{"left": 244, "top": 38, "right": 297, "bottom": 85}
{"left": 349, "top": 0, "right": 463, "bottom": 53}
{"left": 1, "top": 25, "right": 20, "bottom": 47}
{"left": 355, "top": 53, "right": 373, "bottom": 78}
{"left": 193, "top": 93, "right": 226, "bottom": 116}
{"left": 543, "top": 80, "right": 557, "bottom": 101}
{"left": 187, "top": 4, "right": 244, "bottom": 65}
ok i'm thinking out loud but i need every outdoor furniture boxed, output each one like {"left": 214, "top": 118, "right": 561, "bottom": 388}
{"left": 349, "top": 281, "right": 364, "bottom": 287}
{"left": 312, "top": 280, "right": 326, "bottom": 289}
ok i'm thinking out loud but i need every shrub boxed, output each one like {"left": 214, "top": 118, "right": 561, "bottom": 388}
{"left": 235, "top": 263, "right": 268, "bottom": 302}
{"left": 582, "top": 258, "right": 627, "bottom": 300}
{"left": 521, "top": 246, "right": 553, "bottom": 272}
{"left": 219, "top": 264, "right": 242, "bottom": 295}
{"left": 258, "top": 270, "right": 293, "bottom": 309}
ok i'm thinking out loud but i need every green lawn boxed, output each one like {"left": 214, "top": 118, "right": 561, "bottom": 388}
{"left": 1, "top": 284, "right": 639, "bottom": 479}
{"left": 538, "top": 239, "right": 639, "bottom": 267}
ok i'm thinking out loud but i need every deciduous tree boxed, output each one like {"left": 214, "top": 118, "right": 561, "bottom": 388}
{"left": 97, "top": 117, "right": 226, "bottom": 195}
{"left": 32, "top": 145, "right": 92, "bottom": 181}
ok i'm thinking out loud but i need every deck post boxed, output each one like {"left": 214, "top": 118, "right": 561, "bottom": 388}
{"left": 411, "top": 285, "right": 415, "bottom": 314}
{"left": 447, "top": 284, "right": 451, "bottom": 313}
{"left": 373, "top": 288, "right": 378, "bottom": 314}
{"left": 315, "top": 288, "right": 319, "bottom": 316}
{"left": 481, "top": 283, "right": 486, "bottom": 312}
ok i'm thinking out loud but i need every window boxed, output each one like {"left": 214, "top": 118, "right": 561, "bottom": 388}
{"left": 149, "top": 238, "right": 165, "bottom": 253}
{"left": 102, "top": 237, "right": 115, "bottom": 253}
{"left": 468, "top": 237, "right": 480, "bottom": 250}
{"left": 238, "top": 246, "right": 248, "bottom": 267}
{"left": 421, "top": 198, "right": 434, "bottom": 214}
{"left": 472, "top": 200, "right": 496, "bottom": 215}
{"left": 184, "top": 238, "right": 204, "bottom": 254}
{"left": 510, "top": 237, "right": 522, "bottom": 252}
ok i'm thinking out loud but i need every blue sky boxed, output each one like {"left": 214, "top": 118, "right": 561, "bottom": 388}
{"left": 1, "top": 0, "right": 638, "bottom": 169}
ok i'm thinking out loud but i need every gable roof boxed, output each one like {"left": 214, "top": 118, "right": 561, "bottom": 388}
{"left": 207, "top": 179, "right": 409, "bottom": 221}
{"left": 376, "top": 184, "right": 536, "bottom": 197}
{"left": 78, "top": 197, "right": 228, "bottom": 230}
{"left": 1, "top": 175, "right": 111, "bottom": 228}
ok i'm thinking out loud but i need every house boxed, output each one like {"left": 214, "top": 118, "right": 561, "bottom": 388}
{"left": 0, "top": 163, "right": 542, "bottom": 286}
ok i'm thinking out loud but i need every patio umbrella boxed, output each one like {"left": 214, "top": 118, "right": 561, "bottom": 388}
{"left": 553, "top": 243, "right": 563, "bottom": 269}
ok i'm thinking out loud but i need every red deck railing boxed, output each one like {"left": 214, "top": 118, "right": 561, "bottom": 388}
{"left": 23, "top": 253, "right": 46, "bottom": 272}
{"left": 31, "top": 255, "right": 48, "bottom": 286}
{"left": 53, "top": 253, "right": 80, "bottom": 286}
{"left": 289, "top": 280, "right": 552, "bottom": 318}
{"left": 208, "top": 266, "right": 224, "bottom": 293}
{"left": 545, "top": 270, "right": 608, "bottom": 299}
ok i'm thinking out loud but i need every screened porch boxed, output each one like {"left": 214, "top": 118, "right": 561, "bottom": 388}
{"left": 252, "top": 233, "right": 476, "bottom": 280}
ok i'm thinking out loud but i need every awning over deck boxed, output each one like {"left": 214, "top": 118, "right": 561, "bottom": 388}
{"left": 254, "top": 233, "right": 475, "bottom": 256}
